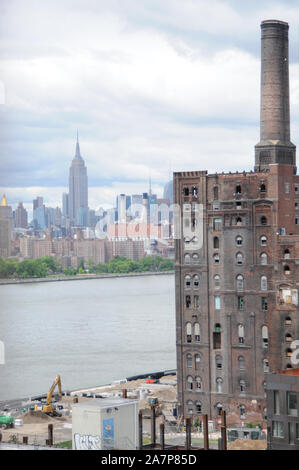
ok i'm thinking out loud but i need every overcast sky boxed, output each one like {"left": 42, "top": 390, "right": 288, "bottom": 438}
{"left": 1, "top": 0, "right": 299, "bottom": 215}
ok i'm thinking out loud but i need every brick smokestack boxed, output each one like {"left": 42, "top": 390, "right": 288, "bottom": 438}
{"left": 255, "top": 20, "right": 296, "bottom": 172}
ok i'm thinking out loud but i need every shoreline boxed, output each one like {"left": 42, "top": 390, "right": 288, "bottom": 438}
{"left": 0, "top": 270, "right": 174, "bottom": 286}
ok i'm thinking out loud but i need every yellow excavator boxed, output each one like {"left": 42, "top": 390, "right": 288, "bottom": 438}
{"left": 35, "top": 375, "right": 62, "bottom": 415}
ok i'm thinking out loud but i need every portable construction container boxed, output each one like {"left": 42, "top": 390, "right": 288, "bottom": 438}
{"left": 72, "top": 398, "right": 139, "bottom": 450}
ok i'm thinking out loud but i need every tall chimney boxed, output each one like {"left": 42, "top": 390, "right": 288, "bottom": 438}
{"left": 255, "top": 20, "right": 296, "bottom": 172}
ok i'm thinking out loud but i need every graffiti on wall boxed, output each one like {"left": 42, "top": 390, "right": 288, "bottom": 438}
{"left": 74, "top": 433, "right": 100, "bottom": 450}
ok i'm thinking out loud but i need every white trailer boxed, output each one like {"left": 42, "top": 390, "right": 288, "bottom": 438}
{"left": 72, "top": 398, "right": 139, "bottom": 450}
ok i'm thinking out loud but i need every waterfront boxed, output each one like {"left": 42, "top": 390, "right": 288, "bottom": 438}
{"left": 0, "top": 274, "right": 175, "bottom": 401}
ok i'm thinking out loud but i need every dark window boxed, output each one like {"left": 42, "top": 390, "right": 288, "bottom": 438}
{"left": 213, "top": 186, "right": 219, "bottom": 200}
{"left": 261, "top": 297, "right": 268, "bottom": 311}
{"left": 261, "top": 216, "right": 267, "bottom": 225}
{"left": 184, "top": 187, "right": 189, "bottom": 196}
{"left": 192, "top": 187, "right": 198, "bottom": 197}
{"left": 186, "top": 295, "right": 191, "bottom": 308}
{"left": 260, "top": 183, "right": 266, "bottom": 192}
{"left": 238, "top": 296, "right": 244, "bottom": 310}
{"left": 213, "top": 237, "right": 219, "bottom": 249}
{"left": 235, "top": 185, "right": 242, "bottom": 195}
{"left": 213, "top": 332, "right": 221, "bottom": 349}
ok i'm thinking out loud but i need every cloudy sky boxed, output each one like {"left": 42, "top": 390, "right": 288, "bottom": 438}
{"left": 1, "top": 0, "right": 299, "bottom": 216}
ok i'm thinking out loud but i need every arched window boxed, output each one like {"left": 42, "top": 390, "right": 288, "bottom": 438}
{"left": 216, "top": 378, "right": 223, "bottom": 393}
{"left": 192, "top": 253, "right": 199, "bottom": 264}
{"left": 186, "top": 322, "right": 192, "bottom": 343}
{"left": 235, "top": 185, "right": 242, "bottom": 195}
{"left": 286, "top": 348, "right": 292, "bottom": 358}
{"left": 240, "top": 380, "right": 246, "bottom": 393}
{"left": 240, "top": 405, "right": 246, "bottom": 419}
{"left": 184, "top": 254, "right": 191, "bottom": 265}
{"left": 195, "top": 377, "right": 201, "bottom": 390}
{"left": 239, "top": 356, "right": 245, "bottom": 371}
{"left": 260, "top": 253, "right": 268, "bottom": 265}
{"left": 213, "top": 186, "right": 219, "bottom": 200}
{"left": 236, "top": 252, "right": 243, "bottom": 265}
{"left": 261, "top": 216, "right": 267, "bottom": 225}
{"left": 194, "top": 323, "right": 200, "bottom": 342}
{"left": 260, "top": 235, "right": 267, "bottom": 246}
{"left": 213, "top": 253, "right": 220, "bottom": 264}
{"left": 236, "top": 274, "right": 244, "bottom": 291}
{"left": 285, "top": 316, "right": 292, "bottom": 326}
{"left": 284, "top": 265, "right": 290, "bottom": 274}
{"left": 187, "top": 376, "right": 193, "bottom": 390}
{"left": 213, "top": 236, "right": 219, "bottom": 249}
{"left": 193, "top": 275, "right": 199, "bottom": 289}
{"left": 216, "top": 403, "right": 223, "bottom": 416}
{"left": 213, "top": 324, "right": 221, "bottom": 349}
{"left": 186, "top": 354, "right": 192, "bottom": 368}
{"left": 263, "top": 359, "right": 269, "bottom": 372}
{"left": 263, "top": 329, "right": 270, "bottom": 349}
{"left": 260, "top": 183, "right": 266, "bottom": 193}
{"left": 195, "top": 401, "right": 202, "bottom": 414}
{"left": 261, "top": 275, "right": 267, "bottom": 291}
{"left": 236, "top": 217, "right": 242, "bottom": 226}
{"left": 284, "top": 249, "right": 290, "bottom": 259}
{"left": 238, "top": 324, "right": 244, "bottom": 344}
{"left": 187, "top": 400, "right": 193, "bottom": 413}
{"left": 194, "top": 295, "right": 199, "bottom": 308}
{"left": 214, "top": 275, "right": 220, "bottom": 290}
{"left": 285, "top": 333, "right": 292, "bottom": 343}
{"left": 185, "top": 275, "right": 191, "bottom": 288}
{"left": 236, "top": 236, "right": 243, "bottom": 246}
{"left": 194, "top": 354, "right": 201, "bottom": 370}
{"left": 216, "top": 355, "right": 222, "bottom": 370}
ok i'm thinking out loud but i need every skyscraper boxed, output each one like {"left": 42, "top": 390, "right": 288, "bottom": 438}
{"left": 69, "top": 133, "right": 88, "bottom": 227}
{"left": 0, "top": 194, "right": 12, "bottom": 258}
{"left": 174, "top": 20, "right": 299, "bottom": 426}
{"left": 15, "top": 201, "right": 28, "bottom": 228}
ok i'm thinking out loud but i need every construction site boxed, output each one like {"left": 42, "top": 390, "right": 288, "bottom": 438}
{"left": 0, "top": 372, "right": 268, "bottom": 451}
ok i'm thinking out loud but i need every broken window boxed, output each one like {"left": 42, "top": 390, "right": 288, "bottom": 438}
{"left": 185, "top": 275, "right": 191, "bottom": 289}
{"left": 238, "top": 324, "right": 245, "bottom": 344}
{"left": 240, "top": 405, "right": 246, "bottom": 419}
{"left": 263, "top": 359, "right": 269, "bottom": 372}
{"left": 236, "top": 216, "right": 242, "bottom": 226}
{"left": 213, "top": 253, "right": 220, "bottom": 264}
{"left": 285, "top": 316, "right": 292, "bottom": 326}
{"left": 262, "top": 326, "right": 269, "bottom": 348}
{"left": 260, "top": 183, "right": 266, "bottom": 192}
{"left": 187, "top": 376, "right": 193, "bottom": 391}
{"left": 195, "top": 377, "right": 201, "bottom": 390}
{"left": 216, "top": 355, "right": 222, "bottom": 370}
{"left": 260, "top": 235, "right": 267, "bottom": 246}
{"left": 285, "top": 333, "right": 292, "bottom": 343}
{"left": 194, "top": 323, "right": 200, "bottom": 342}
{"left": 240, "top": 380, "right": 246, "bottom": 393}
{"left": 261, "top": 216, "right": 267, "bottom": 225}
{"left": 279, "top": 287, "right": 298, "bottom": 305}
{"left": 193, "top": 275, "right": 199, "bottom": 289}
{"left": 235, "top": 185, "right": 242, "bottom": 195}
{"left": 213, "top": 324, "right": 221, "bottom": 349}
{"left": 284, "top": 265, "right": 290, "bottom": 274}
{"left": 236, "top": 235, "right": 243, "bottom": 246}
{"left": 184, "top": 187, "right": 190, "bottom": 196}
{"left": 195, "top": 401, "right": 202, "bottom": 414}
{"left": 236, "top": 252, "right": 243, "bottom": 265}
{"left": 284, "top": 249, "right": 290, "bottom": 259}
{"left": 261, "top": 297, "right": 268, "bottom": 311}
{"left": 186, "top": 295, "right": 191, "bottom": 308}
{"left": 286, "top": 348, "right": 293, "bottom": 358}
{"left": 238, "top": 296, "right": 244, "bottom": 310}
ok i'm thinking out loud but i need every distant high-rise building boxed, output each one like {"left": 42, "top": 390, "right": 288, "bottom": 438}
{"left": 62, "top": 193, "right": 69, "bottom": 218}
{"left": 0, "top": 194, "right": 12, "bottom": 258}
{"left": 163, "top": 180, "right": 173, "bottom": 205}
{"left": 69, "top": 133, "right": 88, "bottom": 226}
{"left": 33, "top": 198, "right": 46, "bottom": 230}
{"left": 116, "top": 194, "right": 130, "bottom": 223}
{"left": 15, "top": 201, "right": 28, "bottom": 228}
{"left": 33, "top": 196, "right": 44, "bottom": 211}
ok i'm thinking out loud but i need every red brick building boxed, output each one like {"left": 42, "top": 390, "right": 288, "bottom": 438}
{"left": 174, "top": 20, "right": 299, "bottom": 426}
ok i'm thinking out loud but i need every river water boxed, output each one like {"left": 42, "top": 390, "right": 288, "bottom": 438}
{"left": 0, "top": 274, "right": 176, "bottom": 401}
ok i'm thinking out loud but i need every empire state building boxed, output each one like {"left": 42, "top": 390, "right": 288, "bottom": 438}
{"left": 69, "top": 133, "right": 88, "bottom": 226}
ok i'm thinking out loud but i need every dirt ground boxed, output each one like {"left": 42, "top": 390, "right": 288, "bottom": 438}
{"left": 227, "top": 439, "right": 267, "bottom": 450}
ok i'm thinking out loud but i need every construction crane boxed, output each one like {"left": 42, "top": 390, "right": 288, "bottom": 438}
{"left": 35, "top": 375, "right": 62, "bottom": 415}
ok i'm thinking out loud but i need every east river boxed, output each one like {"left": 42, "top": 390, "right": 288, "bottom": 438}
{"left": 0, "top": 274, "right": 176, "bottom": 401}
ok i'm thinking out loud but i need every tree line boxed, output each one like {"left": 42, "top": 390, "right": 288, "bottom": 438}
{"left": 0, "top": 255, "right": 174, "bottom": 279}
